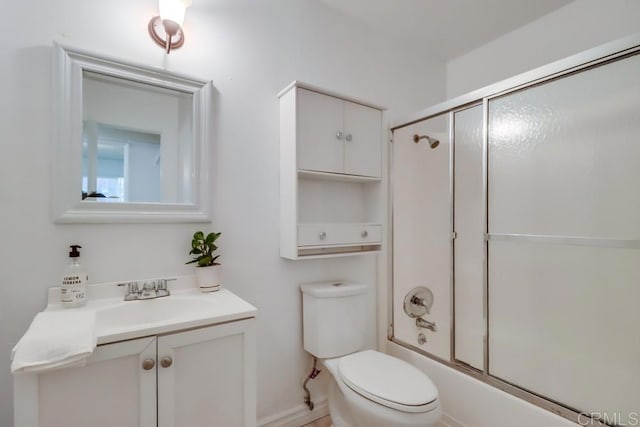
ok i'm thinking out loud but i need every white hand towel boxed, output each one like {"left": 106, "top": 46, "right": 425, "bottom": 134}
{"left": 11, "top": 310, "right": 97, "bottom": 374}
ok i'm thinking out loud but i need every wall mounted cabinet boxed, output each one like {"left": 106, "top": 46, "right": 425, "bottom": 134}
{"left": 279, "top": 81, "right": 385, "bottom": 259}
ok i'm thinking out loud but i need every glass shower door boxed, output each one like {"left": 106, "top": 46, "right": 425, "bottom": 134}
{"left": 453, "top": 104, "right": 484, "bottom": 371}
{"left": 487, "top": 52, "right": 640, "bottom": 423}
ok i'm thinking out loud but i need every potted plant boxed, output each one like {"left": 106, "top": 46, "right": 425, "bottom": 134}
{"left": 187, "top": 231, "right": 222, "bottom": 292}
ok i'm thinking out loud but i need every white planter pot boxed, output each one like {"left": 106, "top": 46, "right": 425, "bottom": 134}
{"left": 195, "top": 265, "right": 221, "bottom": 292}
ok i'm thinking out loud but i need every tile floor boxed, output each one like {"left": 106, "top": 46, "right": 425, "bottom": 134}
{"left": 302, "top": 414, "right": 452, "bottom": 427}
{"left": 302, "top": 415, "right": 332, "bottom": 427}
{"left": 301, "top": 415, "right": 450, "bottom": 427}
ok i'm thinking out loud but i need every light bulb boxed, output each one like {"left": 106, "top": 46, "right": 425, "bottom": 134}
{"left": 158, "top": 0, "right": 191, "bottom": 26}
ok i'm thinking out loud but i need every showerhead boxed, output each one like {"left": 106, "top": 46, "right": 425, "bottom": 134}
{"left": 413, "top": 134, "right": 440, "bottom": 149}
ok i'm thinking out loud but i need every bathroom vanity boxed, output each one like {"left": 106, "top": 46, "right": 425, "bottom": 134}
{"left": 13, "top": 278, "right": 257, "bottom": 427}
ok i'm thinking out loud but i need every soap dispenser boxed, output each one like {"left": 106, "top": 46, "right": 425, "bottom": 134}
{"left": 61, "top": 245, "right": 88, "bottom": 308}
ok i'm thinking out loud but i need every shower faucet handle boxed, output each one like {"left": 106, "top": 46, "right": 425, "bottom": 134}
{"left": 411, "top": 295, "right": 430, "bottom": 313}
{"left": 335, "top": 131, "right": 343, "bottom": 140}
{"left": 403, "top": 286, "right": 434, "bottom": 318}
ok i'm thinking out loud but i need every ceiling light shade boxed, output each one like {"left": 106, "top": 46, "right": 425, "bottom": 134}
{"left": 148, "top": 0, "right": 192, "bottom": 54}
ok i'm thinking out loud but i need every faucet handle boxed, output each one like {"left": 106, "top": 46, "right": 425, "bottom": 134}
{"left": 156, "top": 278, "right": 176, "bottom": 291}
{"left": 403, "top": 287, "right": 434, "bottom": 319}
{"left": 156, "top": 278, "right": 175, "bottom": 297}
{"left": 118, "top": 281, "right": 139, "bottom": 300}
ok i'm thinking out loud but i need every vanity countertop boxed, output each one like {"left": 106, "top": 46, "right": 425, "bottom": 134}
{"left": 45, "top": 276, "right": 257, "bottom": 345}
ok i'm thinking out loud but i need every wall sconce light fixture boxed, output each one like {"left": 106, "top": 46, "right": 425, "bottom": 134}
{"left": 148, "top": 0, "right": 192, "bottom": 54}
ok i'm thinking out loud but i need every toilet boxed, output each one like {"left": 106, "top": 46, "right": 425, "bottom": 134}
{"left": 301, "top": 281, "right": 441, "bottom": 427}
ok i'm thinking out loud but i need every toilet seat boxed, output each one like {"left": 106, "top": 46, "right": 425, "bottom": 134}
{"left": 337, "top": 350, "right": 439, "bottom": 414}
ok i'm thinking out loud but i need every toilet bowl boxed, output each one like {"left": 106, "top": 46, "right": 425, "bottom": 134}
{"left": 300, "top": 281, "right": 441, "bottom": 427}
{"left": 322, "top": 350, "right": 441, "bottom": 427}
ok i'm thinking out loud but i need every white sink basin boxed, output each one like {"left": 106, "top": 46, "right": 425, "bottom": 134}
{"left": 96, "top": 296, "right": 218, "bottom": 331}
{"left": 38, "top": 278, "right": 256, "bottom": 345}
{"left": 83, "top": 285, "right": 257, "bottom": 344}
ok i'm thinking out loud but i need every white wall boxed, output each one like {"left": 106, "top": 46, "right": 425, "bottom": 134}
{"left": 446, "top": 0, "right": 640, "bottom": 98}
{"left": 0, "top": 0, "right": 445, "bottom": 425}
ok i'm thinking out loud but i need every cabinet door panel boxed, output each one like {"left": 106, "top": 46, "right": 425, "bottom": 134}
{"left": 158, "top": 320, "right": 256, "bottom": 427}
{"left": 297, "top": 88, "right": 344, "bottom": 174}
{"left": 38, "top": 337, "right": 156, "bottom": 427}
{"left": 343, "top": 101, "right": 382, "bottom": 177}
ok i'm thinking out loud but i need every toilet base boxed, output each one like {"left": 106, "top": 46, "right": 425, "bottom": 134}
{"left": 328, "top": 381, "right": 352, "bottom": 427}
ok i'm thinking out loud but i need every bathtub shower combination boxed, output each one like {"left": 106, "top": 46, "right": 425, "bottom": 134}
{"left": 390, "top": 35, "right": 640, "bottom": 426}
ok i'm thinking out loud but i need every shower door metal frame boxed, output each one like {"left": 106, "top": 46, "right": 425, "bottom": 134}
{"left": 388, "top": 32, "right": 640, "bottom": 427}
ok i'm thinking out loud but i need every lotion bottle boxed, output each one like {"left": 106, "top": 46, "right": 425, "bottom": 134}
{"left": 61, "top": 245, "right": 88, "bottom": 308}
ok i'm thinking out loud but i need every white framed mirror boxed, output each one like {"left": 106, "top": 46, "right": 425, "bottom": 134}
{"left": 52, "top": 43, "right": 213, "bottom": 223}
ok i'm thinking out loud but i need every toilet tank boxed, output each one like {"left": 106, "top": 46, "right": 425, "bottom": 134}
{"left": 301, "top": 281, "right": 368, "bottom": 359}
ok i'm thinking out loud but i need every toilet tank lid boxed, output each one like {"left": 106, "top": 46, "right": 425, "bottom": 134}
{"left": 300, "top": 281, "right": 367, "bottom": 298}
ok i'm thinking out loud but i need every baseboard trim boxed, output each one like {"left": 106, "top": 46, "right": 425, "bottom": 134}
{"left": 259, "top": 398, "right": 330, "bottom": 427}
{"left": 258, "top": 400, "right": 462, "bottom": 427}
{"left": 441, "top": 412, "right": 466, "bottom": 427}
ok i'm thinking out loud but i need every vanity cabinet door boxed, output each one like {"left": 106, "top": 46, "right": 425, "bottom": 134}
{"left": 343, "top": 101, "right": 382, "bottom": 178}
{"left": 297, "top": 88, "right": 344, "bottom": 174}
{"left": 157, "top": 319, "right": 256, "bottom": 427}
{"left": 37, "top": 337, "right": 157, "bottom": 427}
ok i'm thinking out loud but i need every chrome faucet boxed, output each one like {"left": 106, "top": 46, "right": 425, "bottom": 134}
{"left": 416, "top": 317, "right": 437, "bottom": 332}
{"left": 118, "top": 278, "right": 176, "bottom": 301}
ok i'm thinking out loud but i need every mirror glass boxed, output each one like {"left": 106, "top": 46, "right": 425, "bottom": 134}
{"left": 53, "top": 44, "right": 212, "bottom": 223}
{"left": 81, "top": 71, "right": 193, "bottom": 204}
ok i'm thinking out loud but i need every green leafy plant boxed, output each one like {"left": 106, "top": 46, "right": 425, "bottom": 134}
{"left": 186, "top": 231, "right": 222, "bottom": 267}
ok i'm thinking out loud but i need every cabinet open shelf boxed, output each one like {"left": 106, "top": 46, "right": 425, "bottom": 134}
{"left": 298, "top": 169, "right": 382, "bottom": 183}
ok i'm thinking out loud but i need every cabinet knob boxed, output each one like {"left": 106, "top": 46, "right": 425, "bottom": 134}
{"left": 361, "top": 230, "right": 368, "bottom": 238}
{"left": 345, "top": 133, "right": 352, "bottom": 142}
{"left": 160, "top": 356, "right": 173, "bottom": 368}
{"left": 318, "top": 231, "right": 327, "bottom": 240}
{"left": 335, "top": 131, "right": 343, "bottom": 140}
{"left": 142, "top": 358, "right": 155, "bottom": 370}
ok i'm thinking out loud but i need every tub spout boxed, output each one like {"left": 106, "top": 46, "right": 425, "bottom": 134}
{"left": 416, "top": 317, "right": 437, "bottom": 332}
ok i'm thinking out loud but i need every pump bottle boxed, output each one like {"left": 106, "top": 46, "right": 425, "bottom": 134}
{"left": 61, "top": 245, "right": 88, "bottom": 307}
